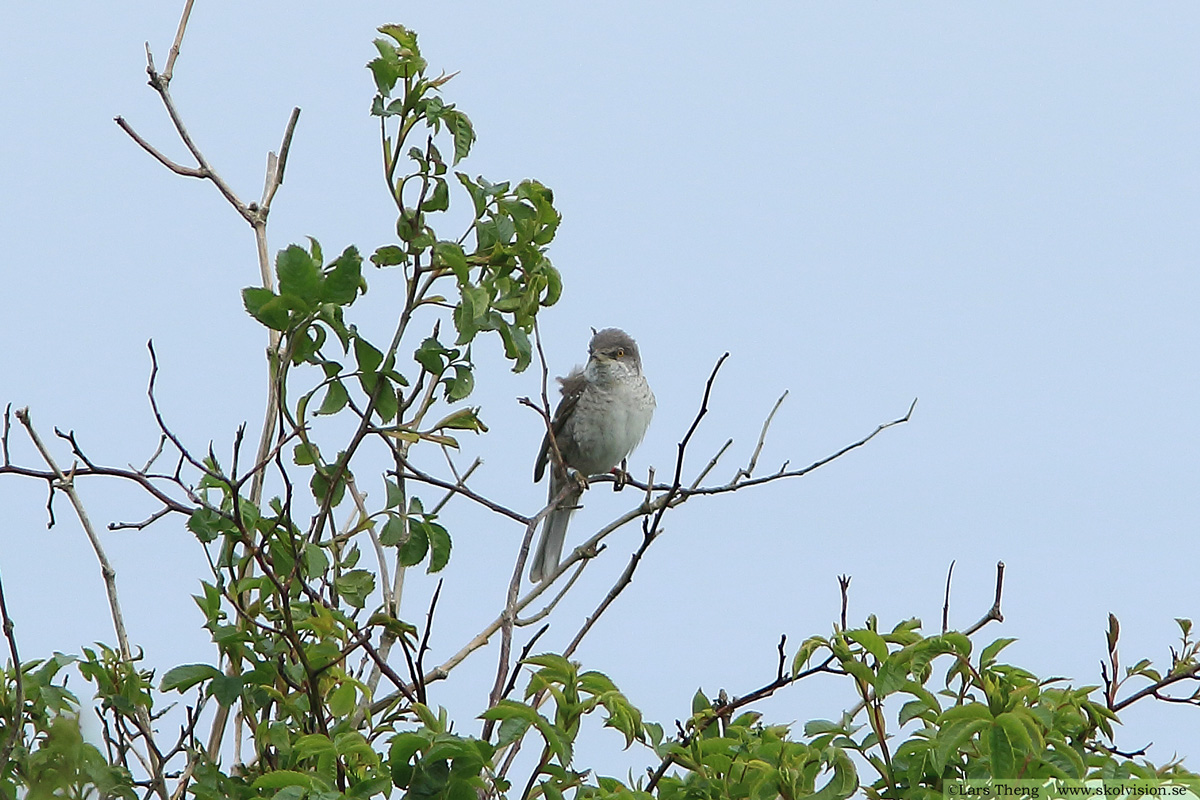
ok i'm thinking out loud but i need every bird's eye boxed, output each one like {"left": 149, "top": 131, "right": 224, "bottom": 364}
{"left": 616, "top": 348, "right": 625, "bottom": 358}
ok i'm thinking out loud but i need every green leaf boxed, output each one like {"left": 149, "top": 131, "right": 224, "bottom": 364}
{"left": 434, "top": 240, "right": 470, "bottom": 283}
{"left": 933, "top": 718, "right": 990, "bottom": 774}
{"left": 295, "top": 732, "right": 338, "bottom": 759}
{"left": 804, "top": 719, "right": 842, "bottom": 737}
{"left": 445, "top": 364, "right": 474, "bottom": 401}
{"left": 424, "top": 177, "right": 450, "bottom": 212}
{"left": 374, "top": 378, "right": 399, "bottom": 423}
{"left": 542, "top": 264, "right": 562, "bottom": 305}
{"left": 980, "top": 637, "right": 1017, "bottom": 667}
{"left": 988, "top": 717, "right": 1017, "bottom": 779}
{"left": 310, "top": 467, "right": 347, "bottom": 508}
{"left": 210, "top": 673, "right": 243, "bottom": 707}
{"left": 496, "top": 320, "right": 532, "bottom": 371}
{"left": 874, "top": 654, "right": 908, "bottom": 697}
{"left": 899, "top": 699, "right": 931, "bottom": 726}
{"left": 304, "top": 543, "right": 329, "bottom": 577}
{"left": 354, "top": 335, "right": 384, "bottom": 375}
{"left": 277, "top": 245, "right": 321, "bottom": 308}
{"left": 385, "top": 479, "right": 404, "bottom": 510}
{"left": 321, "top": 246, "right": 364, "bottom": 304}
{"left": 426, "top": 523, "right": 451, "bottom": 573}
{"left": 372, "top": 244, "right": 408, "bottom": 267}
{"left": 329, "top": 682, "right": 357, "bottom": 717}
{"left": 939, "top": 702, "right": 994, "bottom": 724}
{"left": 316, "top": 380, "right": 349, "bottom": 415}
{"left": 445, "top": 110, "right": 476, "bottom": 164}
{"left": 252, "top": 771, "right": 314, "bottom": 790}
{"left": 840, "top": 659, "right": 875, "bottom": 685}
{"left": 389, "top": 731, "right": 428, "bottom": 788}
{"left": 293, "top": 442, "right": 319, "bottom": 465}
{"left": 242, "top": 286, "right": 291, "bottom": 331}
{"left": 943, "top": 631, "right": 972, "bottom": 656}
{"left": 335, "top": 569, "right": 376, "bottom": 609}
{"left": 380, "top": 514, "right": 406, "bottom": 546}
{"left": 415, "top": 337, "right": 448, "bottom": 374}
{"left": 187, "top": 506, "right": 227, "bottom": 543}
{"left": 455, "top": 173, "right": 486, "bottom": 218}
{"left": 846, "top": 629, "right": 889, "bottom": 662}
{"left": 160, "top": 663, "right": 221, "bottom": 693}
{"left": 398, "top": 520, "right": 430, "bottom": 566}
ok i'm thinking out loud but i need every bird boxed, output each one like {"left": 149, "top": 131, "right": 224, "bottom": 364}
{"left": 529, "top": 328, "right": 655, "bottom": 582}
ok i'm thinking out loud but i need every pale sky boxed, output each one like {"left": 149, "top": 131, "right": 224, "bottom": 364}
{"left": 2, "top": 1, "right": 1198, "bottom": 779}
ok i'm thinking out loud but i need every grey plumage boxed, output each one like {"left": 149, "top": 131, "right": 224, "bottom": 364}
{"left": 529, "top": 328, "right": 655, "bottom": 582}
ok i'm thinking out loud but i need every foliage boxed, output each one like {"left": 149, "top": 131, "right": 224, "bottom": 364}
{"left": 1, "top": 15, "right": 1197, "bottom": 800}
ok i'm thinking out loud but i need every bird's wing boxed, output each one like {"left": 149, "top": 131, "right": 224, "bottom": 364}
{"left": 534, "top": 368, "right": 587, "bottom": 482}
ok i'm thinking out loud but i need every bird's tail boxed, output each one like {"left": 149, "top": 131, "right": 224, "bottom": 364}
{"left": 529, "top": 475, "right": 581, "bottom": 582}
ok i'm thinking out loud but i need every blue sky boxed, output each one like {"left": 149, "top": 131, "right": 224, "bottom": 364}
{"left": 2, "top": 0, "right": 1198, "bottom": 778}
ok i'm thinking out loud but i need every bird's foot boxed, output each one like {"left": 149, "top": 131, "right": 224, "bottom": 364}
{"left": 611, "top": 458, "right": 630, "bottom": 491}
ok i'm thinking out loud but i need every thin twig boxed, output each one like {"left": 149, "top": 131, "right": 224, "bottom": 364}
{"left": 137, "top": 434, "right": 167, "bottom": 474}
{"left": 1113, "top": 663, "right": 1200, "bottom": 713}
{"left": 15, "top": 408, "right": 168, "bottom": 799}
{"left": 838, "top": 575, "right": 851, "bottom": 631}
{"left": 963, "top": 561, "right": 1005, "bottom": 636}
{"left": 2, "top": 404, "right": 12, "bottom": 465}
{"left": 113, "top": 117, "right": 206, "bottom": 178}
{"left": 593, "top": 397, "right": 919, "bottom": 502}
{"left": 645, "top": 653, "right": 842, "bottom": 792}
{"left": 259, "top": 107, "right": 301, "bottom": 213}
{"left": 161, "top": 0, "right": 194, "bottom": 84}
{"left": 482, "top": 625, "right": 549, "bottom": 742}
{"left": 942, "top": 560, "right": 956, "bottom": 635}
{"left": 562, "top": 354, "right": 729, "bottom": 658}
{"left": 431, "top": 457, "right": 481, "bottom": 515}
{"left": 735, "top": 390, "right": 788, "bottom": 482}
{"left": 108, "top": 506, "right": 173, "bottom": 532}
{"left": 0, "top": 567, "right": 24, "bottom": 767}
{"left": 688, "top": 438, "right": 733, "bottom": 492}
{"left": 16, "top": 410, "right": 135, "bottom": 661}
{"left": 395, "top": 460, "right": 530, "bottom": 524}
{"left": 413, "top": 580, "right": 443, "bottom": 702}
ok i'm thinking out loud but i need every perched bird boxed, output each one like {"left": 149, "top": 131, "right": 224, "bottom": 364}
{"left": 529, "top": 328, "right": 655, "bottom": 582}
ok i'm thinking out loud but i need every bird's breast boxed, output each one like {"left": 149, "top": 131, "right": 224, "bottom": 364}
{"left": 565, "top": 376, "right": 655, "bottom": 476}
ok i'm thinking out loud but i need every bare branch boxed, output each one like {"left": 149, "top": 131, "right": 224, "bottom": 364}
{"left": 16, "top": 409, "right": 135, "bottom": 661}
{"left": 942, "top": 560, "right": 956, "bottom": 634}
{"left": 109, "top": 506, "right": 173, "bottom": 532}
{"left": 259, "top": 107, "right": 302, "bottom": 213}
{"left": 431, "top": 456, "right": 481, "bottom": 515}
{"left": 348, "top": 476, "right": 393, "bottom": 614}
{"left": 2, "top": 404, "right": 12, "bottom": 466}
{"left": 14, "top": 408, "right": 169, "bottom": 798}
{"left": 0, "top": 567, "right": 24, "bottom": 767}
{"left": 839, "top": 575, "right": 851, "bottom": 631}
{"left": 688, "top": 438, "right": 732, "bottom": 492}
{"left": 593, "top": 396, "right": 919, "bottom": 503}
{"left": 963, "top": 560, "right": 1005, "bottom": 636}
{"left": 394, "top": 460, "right": 530, "bottom": 525}
{"left": 137, "top": 434, "right": 167, "bottom": 474}
{"left": 735, "top": 390, "right": 788, "bottom": 482}
{"left": 161, "top": 0, "right": 195, "bottom": 85}
{"left": 113, "top": 117, "right": 206, "bottom": 178}
{"left": 645, "top": 651, "right": 842, "bottom": 792}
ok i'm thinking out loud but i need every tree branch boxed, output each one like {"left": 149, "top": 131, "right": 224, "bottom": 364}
{"left": 0, "top": 566, "right": 24, "bottom": 767}
{"left": 963, "top": 560, "right": 1005, "bottom": 636}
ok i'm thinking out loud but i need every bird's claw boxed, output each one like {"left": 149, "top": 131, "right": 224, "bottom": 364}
{"left": 611, "top": 458, "right": 630, "bottom": 491}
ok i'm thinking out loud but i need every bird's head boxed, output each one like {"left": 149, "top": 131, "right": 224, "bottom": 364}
{"left": 585, "top": 328, "right": 643, "bottom": 380}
